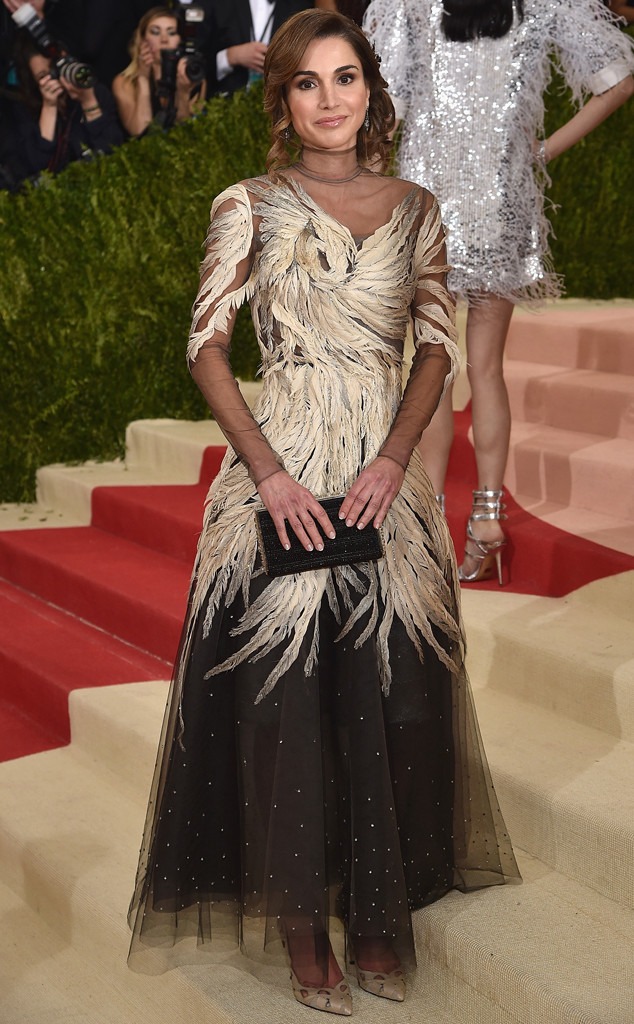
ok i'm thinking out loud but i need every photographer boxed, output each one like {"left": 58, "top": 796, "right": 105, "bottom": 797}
{"left": 203, "top": 0, "right": 316, "bottom": 97}
{"left": 112, "top": 6, "right": 206, "bottom": 137}
{"left": 9, "top": 28, "right": 123, "bottom": 179}
{"left": 2, "top": 1, "right": 158, "bottom": 86}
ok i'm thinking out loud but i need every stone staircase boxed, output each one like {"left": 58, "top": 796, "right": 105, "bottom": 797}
{"left": 3, "top": 303, "right": 634, "bottom": 1024}
{"left": 504, "top": 304, "right": 634, "bottom": 555}
{"left": 0, "top": 405, "right": 633, "bottom": 1022}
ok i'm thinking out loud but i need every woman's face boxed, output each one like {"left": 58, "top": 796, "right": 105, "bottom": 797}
{"left": 285, "top": 36, "right": 370, "bottom": 154}
{"left": 28, "top": 53, "right": 53, "bottom": 83}
{"left": 143, "top": 16, "right": 180, "bottom": 58}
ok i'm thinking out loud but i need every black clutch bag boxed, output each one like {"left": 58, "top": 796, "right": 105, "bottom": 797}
{"left": 255, "top": 495, "right": 384, "bottom": 577}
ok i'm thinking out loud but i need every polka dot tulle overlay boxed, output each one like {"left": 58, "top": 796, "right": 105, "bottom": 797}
{"left": 128, "top": 563, "right": 520, "bottom": 974}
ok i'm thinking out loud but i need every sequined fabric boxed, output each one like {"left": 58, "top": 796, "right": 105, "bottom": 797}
{"left": 364, "top": 0, "right": 634, "bottom": 301}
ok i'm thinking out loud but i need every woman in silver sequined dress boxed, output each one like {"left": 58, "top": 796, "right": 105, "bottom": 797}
{"left": 365, "top": 0, "right": 634, "bottom": 583}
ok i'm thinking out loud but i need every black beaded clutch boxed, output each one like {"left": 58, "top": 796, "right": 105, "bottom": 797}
{"left": 256, "top": 495, "right": 384, "bottom": 577}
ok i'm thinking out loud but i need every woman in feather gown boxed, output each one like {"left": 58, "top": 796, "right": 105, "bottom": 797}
{"left": 127, "top": 9, "right": 520, "bottom": 1014}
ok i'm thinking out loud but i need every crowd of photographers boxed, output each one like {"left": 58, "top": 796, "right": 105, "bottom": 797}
{"left": 1, "top": 0, "right": 632, "bottom": 191}
{"left": 0, "top": 0, "right": 320, "bottom": 191}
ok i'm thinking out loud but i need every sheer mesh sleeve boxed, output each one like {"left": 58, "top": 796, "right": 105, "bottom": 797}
{"left": 187, "top": 185, "right": 285, "bottom": 486}
{"left": 379, "top": 192, "right": 460, "bottom": 470}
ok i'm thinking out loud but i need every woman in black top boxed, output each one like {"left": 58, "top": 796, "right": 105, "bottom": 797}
{"left": 11, "top": 32, "right": 123, "bottom": 179}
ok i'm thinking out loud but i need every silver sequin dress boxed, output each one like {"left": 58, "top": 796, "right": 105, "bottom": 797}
{"left": 364, "top": 0, "right": 634, "bottom": 301}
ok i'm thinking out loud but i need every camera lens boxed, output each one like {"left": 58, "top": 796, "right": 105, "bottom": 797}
{"left": 184, "top": 55, "right": 205, "bottom": 84}
{"left": 58, "top": 58, "right": 96, "bottom": 89}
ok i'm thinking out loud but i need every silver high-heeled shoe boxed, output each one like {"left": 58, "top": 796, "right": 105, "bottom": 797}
{"left": 458, "top": 488, "right": 508, "bottom": 586}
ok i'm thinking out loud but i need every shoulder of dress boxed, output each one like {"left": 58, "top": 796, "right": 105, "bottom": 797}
{"left": 213, "top": 175, "right": 291, "bottom": 207}
{"left": 365, "top": 172, "right": 427, "bottom": 201}
{"left": 377, "top": 172, "right": 420, "bottom": 192}
{"left": 211, "top": 181, "right": 249, "bottom": 204}
{"left": 209, "top": 181, "right": 263, "bottom": 220}
{"left": 388, "top": 179, "right": 431, "bottom": 212}
{"left": 240, "top": 174, "right": 271, "bottom": 189}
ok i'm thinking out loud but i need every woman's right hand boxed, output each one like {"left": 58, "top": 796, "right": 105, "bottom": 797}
{"left": 226, "top": 41, "right": 268, "bottom": 73}
{"left": 138, "top": 41, "right": 154, "bottom": 78}
{"left": 3, "top": 0, "right": 45, "bottom": 13}
{"left": 38, "top": 73, "right": 64, "bottom": 108}
{"left": 257, "top": 471, "right": 336, "bottom": 552}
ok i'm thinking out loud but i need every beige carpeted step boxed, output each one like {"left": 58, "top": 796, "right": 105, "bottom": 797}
{"left": 416, "top": 852, "right": 634, "bottom": 1024}
{"left": 501, "top": 305, "right": 634, "bottom": 548}
{"left": 506, "top": 421, "right": 634, "bottom": 521}
{"left": 506, "top": 306, "right": 634, "bottom": 373}
{"left": 1, "top": 682, "right": 632, "bottom": 1024}
{"left": 462, "top": 577, "right": 634, "bottom": 743}
{"left": 0, "top": 880, "right": 231, "bottom": 1024}
{"left": 0, "top": 419, "right": 225, "bottom": 533}
{"left": 505, "top": 362, "right": 634, "bottom": 439}
{"left": 34, "top": 419, "right": 229, "bottom": 526}
{"left": 0, "top": 733, "right": 480, "bottom": 1024}
{"left": 474, "top": 687, "right": 634, "bottom": 908}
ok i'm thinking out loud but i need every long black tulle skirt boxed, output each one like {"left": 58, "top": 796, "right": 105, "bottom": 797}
{"left": 127, "top": 562, "right": 520, "bottom": 977}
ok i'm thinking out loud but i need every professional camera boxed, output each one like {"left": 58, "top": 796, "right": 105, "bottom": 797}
{"left": 158, "top": 45, "right": 205, "bottom": 92}
{"left": 157, "top": 2, "right": 206, "bottom": 97}
{"left": 11, "top": 2, "right": 95, "bottom": 88}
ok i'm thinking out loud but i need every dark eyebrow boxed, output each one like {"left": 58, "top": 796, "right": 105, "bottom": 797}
{"left": 292, "top": 64, "right": 359, "bottom": 79}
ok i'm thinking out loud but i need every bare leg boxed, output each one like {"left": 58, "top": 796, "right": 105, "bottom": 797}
{"left": 353, "top": 936, "right": 400, "bottom": 972}
{"left": 416, "top": 382, "right": 454, "bottom": 497}
{"left": 285, "top": 928, "right": 352, "bottom": 1013}
{"left": 461, "top": 294, "right": 514, "bottom": 575}
{"left": 284, "top": 929, "right": 344, "bottom": 988}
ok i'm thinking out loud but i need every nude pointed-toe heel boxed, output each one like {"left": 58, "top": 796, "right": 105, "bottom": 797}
{"left": 290, "top": 971, "right": 353, "bottom": 1015}
{"left": 353, "top": 963, "right": 405, "bottom": 1002}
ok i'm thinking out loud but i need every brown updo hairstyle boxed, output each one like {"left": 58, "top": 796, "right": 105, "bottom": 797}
{"left": 263, "top": 9, "right": 395, "bottom": 178}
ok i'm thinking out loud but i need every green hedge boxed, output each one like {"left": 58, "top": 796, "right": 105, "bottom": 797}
{"left": 0, "top": 87, "right": 270, "bottom": 502}
{"left": 545, "top": 38, "right": 634, "bottom": 296}
{"left": 1, "top": 64, "right": 633, "bottom": 502}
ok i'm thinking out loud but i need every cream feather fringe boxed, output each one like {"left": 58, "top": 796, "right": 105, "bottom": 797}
{"left": 177, "top": 179, "right": 463, "bottom": 714}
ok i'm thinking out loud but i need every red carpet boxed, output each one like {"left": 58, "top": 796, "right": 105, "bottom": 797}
{"left": 0, "top": 578, "right": 170, "bottom": 760}
{"left": 1, "top": 427, "right": 632, "bottom": 761}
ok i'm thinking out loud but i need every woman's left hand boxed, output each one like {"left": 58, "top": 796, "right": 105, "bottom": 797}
{"left": 340, "top": 456, "right": 405, "bottom": 529}
{"left": 65, "top": 82, "right": 96, "bottom": 105}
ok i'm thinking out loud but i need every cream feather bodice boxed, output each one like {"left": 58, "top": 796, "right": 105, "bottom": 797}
{"left": 180, "top": 175, "right": 463, "bottom": 702}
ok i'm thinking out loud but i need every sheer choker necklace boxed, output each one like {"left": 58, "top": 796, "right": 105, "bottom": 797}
{"left": 294, "top": 160, "right": 364, "bottom": 184}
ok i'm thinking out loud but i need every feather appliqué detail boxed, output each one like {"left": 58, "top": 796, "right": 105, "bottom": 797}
{"left": 182, "top": 178, "right": 464, "bottom": 708}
